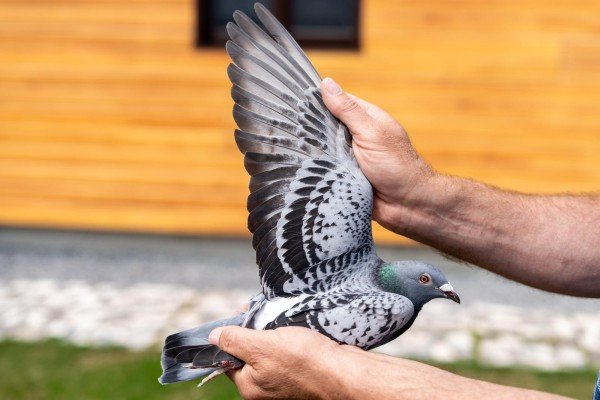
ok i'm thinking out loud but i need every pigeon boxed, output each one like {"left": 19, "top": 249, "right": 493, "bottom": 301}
{"left": 159, "top": 3, "right": 460, "bottom": 386}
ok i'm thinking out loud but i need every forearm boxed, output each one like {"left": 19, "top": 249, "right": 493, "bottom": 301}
{"left": 324, "top": 349, "right": 568, "bottom": 400}
{"left": 379, "top": 174, "right": 600, "bottom": 297}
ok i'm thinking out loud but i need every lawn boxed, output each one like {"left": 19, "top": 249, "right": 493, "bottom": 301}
{"left": 0, "top": 340, "right": 596, "bottom": 399}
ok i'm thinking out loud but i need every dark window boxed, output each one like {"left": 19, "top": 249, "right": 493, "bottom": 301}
{"left": 196, "top": 0, "right": 360, "bottom": 49}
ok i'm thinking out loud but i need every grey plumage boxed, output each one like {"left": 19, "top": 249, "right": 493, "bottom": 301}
{"left": 159, "top": 314, "right": 243, "bottom": 384}
{"left": 159, "top": 3, "right": 460, "bottom": 386}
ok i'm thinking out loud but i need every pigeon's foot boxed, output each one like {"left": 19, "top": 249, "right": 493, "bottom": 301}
{"left": 197, "top": 368, "right": 226, "bottom": 388}
{"left": 189, "top": 359, "right": 236, "bottom": 369}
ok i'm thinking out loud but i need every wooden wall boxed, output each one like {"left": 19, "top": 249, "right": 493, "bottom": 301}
{"left": 1, "top": 0, "right": 599, "bottom": 243}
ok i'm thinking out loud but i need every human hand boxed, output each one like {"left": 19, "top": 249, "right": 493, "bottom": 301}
{"left": 321, "top": 78, "right": 436, "bottom": 234}
{"left": 208, "top": 324, "right": 564, "bottom": 400}
{"left": 208, "top": 326, "right": 344, "bottom": 400}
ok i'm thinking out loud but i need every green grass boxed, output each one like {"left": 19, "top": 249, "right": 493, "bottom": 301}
{"left": 0, "top": 340, "right": 596, "bottom": 399}
{"left": 434, "top": 362, "right": 597, "bottom": 399}
{"left": 0, "top": 339, "right": 240, "bottom": 400}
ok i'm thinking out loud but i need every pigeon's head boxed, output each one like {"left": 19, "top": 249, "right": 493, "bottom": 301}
{"left": 377, "top": 261, "right": 460, "bottom": 307}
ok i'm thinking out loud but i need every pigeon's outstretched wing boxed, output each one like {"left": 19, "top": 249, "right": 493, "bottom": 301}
{"left": 228, "top": 4, "right": 375, "bottom": 299}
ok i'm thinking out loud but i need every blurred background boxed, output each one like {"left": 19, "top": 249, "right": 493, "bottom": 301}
{"left": 0, "top": 0, "right": 599, "bottom": 399}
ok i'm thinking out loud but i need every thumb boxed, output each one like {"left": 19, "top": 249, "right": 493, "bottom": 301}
{"left": 209, "top": 326, "right": 264, "bottom": 362}
{"left": 321, "top": 77, "right": 372, "bottom": 135}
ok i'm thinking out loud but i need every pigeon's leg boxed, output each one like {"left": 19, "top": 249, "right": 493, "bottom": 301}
{"left": 214, "top": 360, "right": 236, "bottom": 369}
{"left": 197, "top": 368, "right": 226, "bottom": 387}
{"left": 194, "top": 360, "right": 238, "bottom": 388}
{"left": 189, "top": 359, "right": 236, "bottom": 370}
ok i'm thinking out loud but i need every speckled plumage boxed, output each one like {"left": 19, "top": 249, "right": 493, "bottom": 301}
{"left": 159, "top": 4, "right": 459, "bottom": 386}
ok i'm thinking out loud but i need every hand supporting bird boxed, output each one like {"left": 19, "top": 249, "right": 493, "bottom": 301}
{"left": 207, "top": 325, "right": 567, "bottom": 400}
{"left": 320, "top": 76, "right": 435, "bottom": 227}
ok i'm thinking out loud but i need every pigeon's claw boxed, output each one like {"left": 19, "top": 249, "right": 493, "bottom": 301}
{"left": 212, "top": 360, "right": 236, "bottom": 369}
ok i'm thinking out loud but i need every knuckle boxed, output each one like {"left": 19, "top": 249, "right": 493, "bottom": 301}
{"left": 340, "top": 96, "right": 360, "bottom": 113}
{"left": 252, "top": 371, "right": 273, "bottom": 388}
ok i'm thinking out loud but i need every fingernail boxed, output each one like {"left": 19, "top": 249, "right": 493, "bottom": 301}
{"left": 208, "top": 327, "right": 223, "bottom": 345}
{"left": 323, "top": 77, "right": 342, "bottom": 96}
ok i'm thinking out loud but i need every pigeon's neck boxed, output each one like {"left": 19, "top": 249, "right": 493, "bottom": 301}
{"left": 372, "top": 261, "right": 428, "bottom": 312}
{"left": 373, "top": 261, "right": 406, "bottom": 295}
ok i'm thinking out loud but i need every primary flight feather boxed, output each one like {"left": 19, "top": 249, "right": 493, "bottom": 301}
{"left": 159, "top": 3, "right": 459, "bottom": 386}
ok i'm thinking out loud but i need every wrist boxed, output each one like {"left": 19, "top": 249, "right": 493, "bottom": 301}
{"left": 297, "top": 344, "right": 348, "bottom": 400}
{"left": 391, "top": 157, "right": 437, "bottom": 205}
{"left": 376, "top": 173, "right": 461, "bottom": 237}
{"left": 311, "top": 346, "right": 363, "bottom": 400}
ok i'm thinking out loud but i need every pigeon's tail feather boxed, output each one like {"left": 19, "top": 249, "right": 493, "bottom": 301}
{"left": 159, "top": 314, "right": 245, "bottom": 385}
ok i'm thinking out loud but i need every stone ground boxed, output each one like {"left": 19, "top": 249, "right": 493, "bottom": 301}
{"left": 1, "top": 228, "right": 599, "bottom": 370}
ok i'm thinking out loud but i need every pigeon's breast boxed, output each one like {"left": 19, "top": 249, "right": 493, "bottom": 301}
{"left": 317, "top": 293, "right": 415, "bottom": 350}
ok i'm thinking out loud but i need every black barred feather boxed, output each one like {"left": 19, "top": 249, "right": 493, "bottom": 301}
{"left": 227, "top": 41, "right": 303, "bottom": 99}
{"left": 233, "top": 101, "right": 297, "bottom": 131}
{"left": 232, "top": 86, "right": 297, "bottom": 122}
{"left": 243, "top": 152, "right": 299, "bottom": 175}
{"left": 233, "top": 105, "right": 297, "bottom": 138}
{"left": 227, "top": 63, "right": 298, "bottom": 110}
{"left": 247, "top": 180, "right": 289, "bottom": 211}
{"left": 234, "top": 130, "right": 324, "bottom": 159}
{"left": 227, "top": 23, "right": 311, "bottom": 92}
{"left": 248, "top": 166, "right": 298, "bottom": 191}
{"left": 233, "top": 12, "right": 318, "bottom": 92}
{"left": 247, "top": 196, "right": 284, "bottom": 232}
{"left": 253, "top": 4, "right": 322, "bottom": 86}
{"left": 251, "top": 213, "right": 280, "bottom": 249}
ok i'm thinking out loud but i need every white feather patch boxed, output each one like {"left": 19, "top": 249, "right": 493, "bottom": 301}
{"left": 251, "top": 294, "right": 310, "bottom": 329}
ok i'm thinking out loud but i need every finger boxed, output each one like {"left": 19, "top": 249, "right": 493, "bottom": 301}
{"left": 226, "top": 367, "right": 243, "bottom": 385}
{"left": 346, "top": 93, "right": 392, "bottom": 122}
{"left": 321, "top": 77, "right": 374, "bottom": 137}
{"left": 208, "top": 326, "right": 266, "bottom": 361}
{"left": 345, "top": 93, "right": 375, "bottom": 113}
{"left": 226, "top": 367, "right": 263, "bottom": 400}
{"left": 226, "top": 367, "right": 253, "bottom": 398}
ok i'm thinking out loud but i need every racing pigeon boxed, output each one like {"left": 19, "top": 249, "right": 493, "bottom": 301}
{"left": 159, "top": 3, "right": 460, "bottom": 386}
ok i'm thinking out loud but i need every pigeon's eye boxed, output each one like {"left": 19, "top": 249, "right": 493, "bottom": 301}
{"left": 419, "top": 274, "right": 431, "bottom": 284}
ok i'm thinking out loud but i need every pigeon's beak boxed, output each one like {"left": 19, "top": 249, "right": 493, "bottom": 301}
{"left": 439, "top": 283, "right": 460, "bottom": 304}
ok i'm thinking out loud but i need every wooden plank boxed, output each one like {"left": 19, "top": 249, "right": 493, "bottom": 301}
{"left": 0, "top": 0, "right": 598, "bottom": 243}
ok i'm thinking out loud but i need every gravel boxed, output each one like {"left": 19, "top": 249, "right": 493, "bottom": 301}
{"left": 1, "top": 228, "right": 598, "bottom": 312}
{"left": 1, "top": 228, "right": 599, "bottom": 370}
